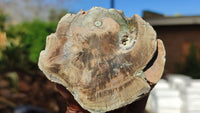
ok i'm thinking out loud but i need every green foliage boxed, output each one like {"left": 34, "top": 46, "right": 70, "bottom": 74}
{"left": 7, "top": 19, "right": 57, "bottom": 63}
{"left": 0, "top": 8, "right": 69, "bottom": 74}
{"left": 0, "top": 43, "right": 35, "bottom": 73}
{"left": 177, "top": 44, "right": 200, "bottom": 79}
{"left": 0, "top": 20, "right": 57, "bottom": 74}
{"left": 0, "top": 9, "right": 7, "bottom": 31}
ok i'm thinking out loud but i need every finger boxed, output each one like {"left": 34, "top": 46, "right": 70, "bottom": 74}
{"left": 144, "top": 39, "right": 166, "bottom": 84}
{"left": 66, "top": 105, "right": 90, "bottom": 113}
{"left": 56, "top": 84, "right": 90, "bottom": 113}
{"left": 56, "top": 84, "right": 73, "bottom": 100}
{"left": 56, "top": 84, "right": 79, "bottom": 105}
{"left": 67, "top": 105, "right": 83, "bottom": 113}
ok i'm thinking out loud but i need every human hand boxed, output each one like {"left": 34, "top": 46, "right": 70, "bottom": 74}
{"left": 56, "top": 84, "right": 90, "bottom": 113}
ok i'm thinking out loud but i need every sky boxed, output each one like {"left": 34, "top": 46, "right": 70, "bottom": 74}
{"left": 60, "top": 0, "right": 200, "bottom": 17}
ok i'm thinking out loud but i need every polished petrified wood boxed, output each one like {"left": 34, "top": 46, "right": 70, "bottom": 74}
{"left": 38, "top": 7, "right": 166, "bottom": 113}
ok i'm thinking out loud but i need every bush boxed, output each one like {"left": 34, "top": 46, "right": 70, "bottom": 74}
{"left": 177, "top": 44, "right": 200, "bottom": 79}
{"left": 0, "top": 20, "right": 57, "bottom": 74}
{"left": 7, "top": 20, "right": 57, "bottom": 62}
{"left": 0, "top": 9, "right": 7, "bottom": 31}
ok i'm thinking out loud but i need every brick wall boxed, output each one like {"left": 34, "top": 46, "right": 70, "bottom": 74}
{"left": 153, "top": 25, "right": 200, "bottom": 73}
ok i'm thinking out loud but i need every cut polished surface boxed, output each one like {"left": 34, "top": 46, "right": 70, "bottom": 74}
{"left": 38, "top": 7, "right": 165, "bottom": 113}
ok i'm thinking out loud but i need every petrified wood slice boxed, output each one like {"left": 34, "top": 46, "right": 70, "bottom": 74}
{"left": 144, "top": 39, "right": 166, "bottom": 84}
{"left": 38, "top": 7, "right": 165, "bottom": 113}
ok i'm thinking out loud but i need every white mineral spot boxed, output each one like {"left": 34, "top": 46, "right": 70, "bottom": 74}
{"left": 94, "top": 21, "right": 102, "bottom": 27}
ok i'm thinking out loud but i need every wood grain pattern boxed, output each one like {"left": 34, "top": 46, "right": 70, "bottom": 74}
{"left": 38, "top": 7, "right": 165, "bottom": 113}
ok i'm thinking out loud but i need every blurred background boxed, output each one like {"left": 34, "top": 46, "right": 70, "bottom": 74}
{"left": 0, "top": 0, "right": 200, "bottom": 113}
